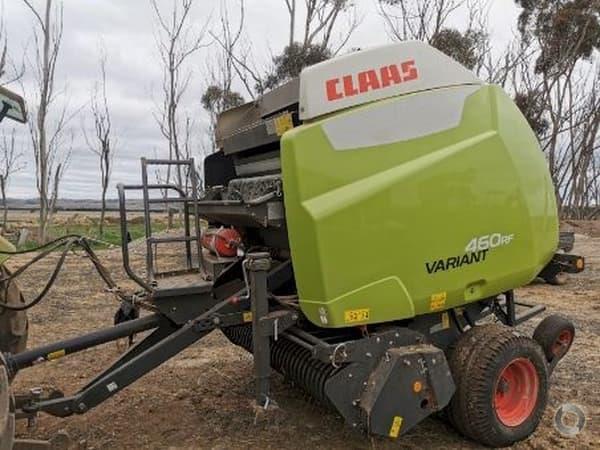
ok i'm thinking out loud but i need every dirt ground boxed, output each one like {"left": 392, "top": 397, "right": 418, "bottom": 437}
{"left": 6, "top": 219, "right": 600, "bottom": 449}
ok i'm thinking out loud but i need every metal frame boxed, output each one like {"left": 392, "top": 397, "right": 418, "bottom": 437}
{"left": 1, "top": 280, "right": 549, "bottom": 444}
{"left": 116, "top": 158, "right": 204, "bottom": 292}
{"left": 140, "top": 158, "right": 204, "bottom": 277}
{"left": 2, "top": 253, "right": 295, "bottom": 421}
{"left": 247, "top": 253, "right": 272, "bottom": 404}
{"left": 0, "top": 153, "right": 554, "bottom": 443}
{"left": 0, "top": 146, "right": 576, "bottom": 447}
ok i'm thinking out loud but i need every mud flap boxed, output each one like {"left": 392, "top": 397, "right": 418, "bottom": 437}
{"left": 324, "top": 344, "right": 454, "bottom": 438}
{"left": 360, "top": 345, "right": 454, "bottom": 438}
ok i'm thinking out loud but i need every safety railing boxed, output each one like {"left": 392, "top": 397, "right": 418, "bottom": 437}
{"left": 117, "top": 158, "right": 204, "bottom": 292}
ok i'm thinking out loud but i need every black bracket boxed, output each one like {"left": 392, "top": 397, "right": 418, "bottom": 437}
{"left": 258, "top": 309, "right": 298, "bottom": 338}
{"left": 247, "top": 252, "right": 272, "bottom": 405}
{"left": 494, "top": 291, "right": 545, "bottom": 326}
{"left": 312, "top": 328, "right": 425, "bottom": 367}
{"left": 6, "top": 258, "right": 297, "bottom": 423}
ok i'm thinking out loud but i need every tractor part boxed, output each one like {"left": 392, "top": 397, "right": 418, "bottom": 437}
{"left": 0, "top": 87, "right": 28, "bottom": 362}
{"left": 0, "top": 265, "right": 28, "bottom": 355}
{"left": 201, "top": 227, "right": 242, "bottom": 257}
{"left": 1, "top": 354, "right": 71, "bottom": 450}
{"left": 0, "top": 86, "right": 26, "bottom": 124}
{"left": 448, "top": 324, "right": 549, "bottom": 447}
{"left": 0, "top": 356, "right": 14, "bottom": 450}
{"left": 533, "top": 314, "right": 575, "bottom": 371}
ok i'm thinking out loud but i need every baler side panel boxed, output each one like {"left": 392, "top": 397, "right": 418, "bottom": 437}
{"left": 281, "top": 84, "right": 558, "bottom": 328}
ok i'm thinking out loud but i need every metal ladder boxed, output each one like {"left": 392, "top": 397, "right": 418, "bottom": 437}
{"left": 117, "top": 158, "right": 205, "bottom": 292}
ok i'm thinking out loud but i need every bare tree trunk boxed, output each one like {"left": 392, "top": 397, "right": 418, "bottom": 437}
{"left": 83, "top": 49, "right": 115, "bottom": 237}
{"left": 0, "top": 128, "right": 24, "bottom": 233}
{"left": 37, "top": 0, "right": 51, "bottom": 243}
{"left": 0, "top": 176, "right": 6, "bottom": 231}
{"left": 151, "top": 0, "right": 207, "bottom": 229}
{"left": 284, "top": 0, "right": 296, "bottom": 46}
{"left": 99, "top": 193, "right": 106, "bottom": 235}
{"left": 22, "top": 0, "right": 69, "bottom": 243}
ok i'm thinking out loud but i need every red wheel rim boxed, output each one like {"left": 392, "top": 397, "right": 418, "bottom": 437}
{"left": 551, "top": 329, "right": 573, "bottom": 358}
{"left": 494, "top": 358, "right": 539, "bottom": 427}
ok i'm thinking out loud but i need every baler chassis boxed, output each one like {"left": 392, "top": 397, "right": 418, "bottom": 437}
{"left": 0, "top": 158, "right": 575, "bottom": 449}
{"left": 1, "top": 257, "right": 561, "bottom": 446}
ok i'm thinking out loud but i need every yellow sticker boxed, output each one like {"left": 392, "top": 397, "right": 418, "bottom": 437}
{"left": 430, "top": 292, "right": 447, "bottom": 311}
{"left": 389, "top": 415, "right": 403, "bottom": 438}
{"left": 441, "top": 312, "right": 450, "bottom": 329}
{"left": 344, "top": 308, "right": 370, "bottom": 324}
{"left": 47, "top": 349, "right": 66, "bottom": 361}
{"left": 274, "top": 113, "right": 294, "bottom": 136}
{"left": 243, "top": 312, "right": 253, "bottom": 323}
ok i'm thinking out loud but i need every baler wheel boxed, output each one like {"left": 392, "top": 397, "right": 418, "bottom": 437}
{"left": 494, "top": 358, "right": 539, "bottom": 427}
{"left": 533, "top": 314, "right": 575, "bottom": 364}
{"left": 444, "top": 323, "right": 504, "bottom": 436}
{"left": 455, "top": 330, "right": 548, "bottom": 447}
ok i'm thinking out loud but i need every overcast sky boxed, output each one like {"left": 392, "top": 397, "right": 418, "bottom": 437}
{"left": 1, "top": 0, "right": 520, "bottom": 199}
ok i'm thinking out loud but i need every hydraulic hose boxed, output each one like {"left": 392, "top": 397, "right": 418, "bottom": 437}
{"left": 0, "top": 235, "right": 137, "bottom": 311}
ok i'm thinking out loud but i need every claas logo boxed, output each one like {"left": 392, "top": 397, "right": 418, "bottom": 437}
{"left": 325, "top": 59, "right": 419, "bottom": 101}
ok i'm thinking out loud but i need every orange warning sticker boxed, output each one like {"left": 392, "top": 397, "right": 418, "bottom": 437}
{"left": 430, "top": 292, "right": 447, "bottom": 311}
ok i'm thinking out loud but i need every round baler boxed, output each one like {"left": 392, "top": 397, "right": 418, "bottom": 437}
{"left": 0, "top": 42, "right": 577, "bottom": 448}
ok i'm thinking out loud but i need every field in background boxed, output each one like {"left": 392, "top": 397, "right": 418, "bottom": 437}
{"left": 2, "top": 210, "right": 178, "bottom": 250}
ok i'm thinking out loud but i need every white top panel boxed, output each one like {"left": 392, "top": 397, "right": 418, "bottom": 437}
{"left": 322, "top": 85, "right": 482, "bottom": 150}
{"left": 299, "top": 41, "right": 482, "bottom": 120}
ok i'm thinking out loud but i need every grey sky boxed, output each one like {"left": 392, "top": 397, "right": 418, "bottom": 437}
{"left": 2, "top": 0, "right": 519, "bottom": 199}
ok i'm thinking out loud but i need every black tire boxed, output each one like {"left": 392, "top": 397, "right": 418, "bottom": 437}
{"left": 533, "top": 314, "right": 575, "bottom": 363}
{"left": 0, "top": 320, "right": 28, "bottom": 355}
{"left": 445, "top": 324, "right": 503, "bottom": 436}
{"left": 459, "top": 331, "right": 548, "bottom": 447}
{"left": 0, "top": 267, "right": 29, "bottom": 355}
{"left": 0, "top": 363, "right": 15, "bottom": 450}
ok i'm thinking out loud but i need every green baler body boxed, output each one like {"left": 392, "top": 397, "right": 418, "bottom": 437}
{"left": 281, "top": 84, "right": 558, "bottom": 328}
